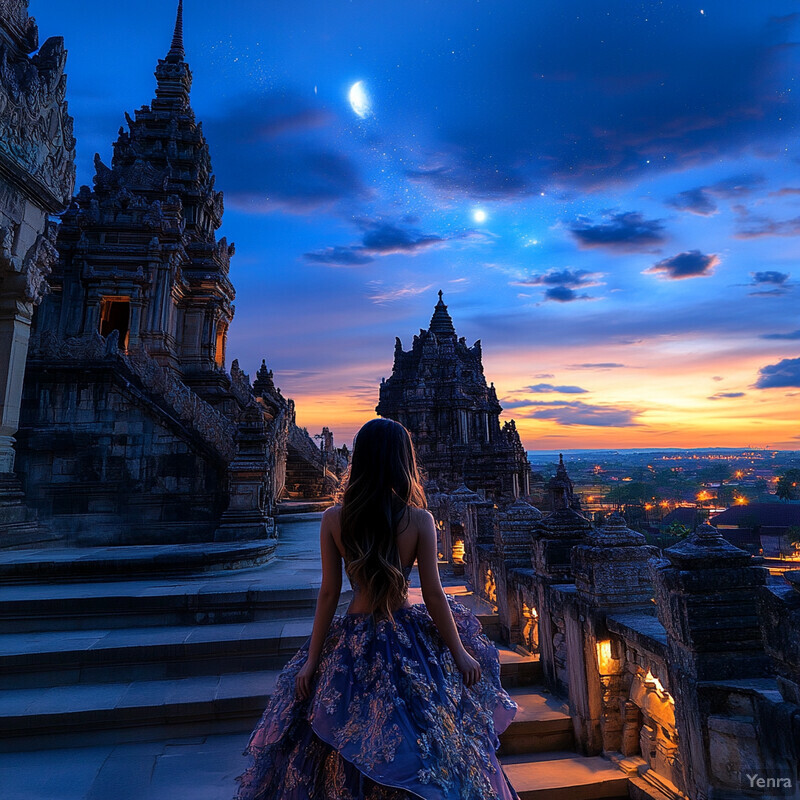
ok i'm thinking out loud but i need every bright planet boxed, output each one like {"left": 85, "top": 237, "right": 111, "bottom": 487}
{"left": 472, "top": 209, "right": 487, "bottom": 223}
{"left": 348, "top": 81, "right": 371, "bottom": 118}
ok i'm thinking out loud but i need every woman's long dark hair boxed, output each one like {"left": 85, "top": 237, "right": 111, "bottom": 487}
{"left": 340, "top": 418, "right": 426, "bottom": 619}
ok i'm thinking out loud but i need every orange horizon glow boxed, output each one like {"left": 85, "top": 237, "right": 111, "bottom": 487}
{"left": 277, "top": 325, "right": 799, "bottom": 451}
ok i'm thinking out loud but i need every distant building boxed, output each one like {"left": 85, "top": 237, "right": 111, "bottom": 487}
{"left": 376, "top": 291, "right": 531, "bottom": 499}
{"left": 711, "top": 502, "right": 800, "bottom": 557}
{"left": 660, "top": 507, "right": 701, "bottom": 531}
{"left": 541, "top": 454, "right": 582, "bottom": 513}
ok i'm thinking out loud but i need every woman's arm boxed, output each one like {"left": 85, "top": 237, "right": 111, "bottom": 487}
{"left": 295, "top": 507, "right": 343, "bottom": 699}
{"left": 416, "top": 509, "right": 481, "bottom": 687}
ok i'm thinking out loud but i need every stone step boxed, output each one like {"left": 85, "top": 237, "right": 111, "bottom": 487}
{"left": 409, "top": 584, "right": 502, "bottom": 639}
{"left": 0, "top": 618, "right": 537, "bottom": 690}
{"left": 499, "top": 688, "right": 573, "bottom": 755}
{"left": 276, "top": 501, "right": 332, "bottom": 518}
{"left": 0, "top": 618, "right": 315, "bottom": 689}
{"left": 0, "top": 670, "right": 280, "bottom": 752}
{"left": 1, "top": 651, "right": 542, "bottom": 752}
{"left": 0, "top": 541, "right": 278, "bottom": 584}
{"left": 0, "top": 576, "right": 348, "bottom": 633}
{"left": 497, "top": 647, "right": 542, "bottom": 687}
{"left": 501, "top": 751, "right": 629, "bottom": 799}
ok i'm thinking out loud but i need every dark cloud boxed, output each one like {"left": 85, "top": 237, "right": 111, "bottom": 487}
{"left": 666, "top": 188, "right": 718, "bottom": 216}
{"left": 404, "top": 4, "right": 798, "bottom": 196}
{"left": 543, "top": 286, "right": 591, "bottom": 303}
{"left": 769, "top": 187, "right": 800, "bottom": 198}
{"left": 568, "top": 363, "right": 627, "bottom": 369}
{"left": 735, "top": 211, "right": 800, "bottom": 239}
{"left": 304, "top": 247, "right": 374, "bottom": 267}
{"left": 527, "top": 383, "right": 589, "bottom": 394}
{"left": 752, "top": 270, "right": 790, "bottom": 285}
{"left": 515, "top": 400, "right": 641, "bottom": 428}
{"left": 645, "top": 250, "right": 719, "bottom": 280}
{"left": 761, "top": 329, "right": 800, "bottom": 340}
{"left": 273, "top": 370, "right": 323, "bottom": 380}
{"left": 749, "top": 270, "right": 792, "bottom": 296}
{"left": 304, "top": 220, "right": 444, "bottom": 267}
{"left": 708, "top": 392, "right": 746, "bottom": 400}
{"left": 569, "top": 212, "right": 666, "bottom": 251}
{"left": 514, "top": 269, "right": 602, "bottom": 288}
{"left": 204, "top": 94, "right": 367, "bottom": 213}
{"left": 755, "top": 357, "right": 800, "bottom": 389}
{"left": 361, "top": 223, "right": 442, "bottom": 254}
{"left": 666, "top": 174, "right": 765, "bottom": 216}
{"left": 406, "top": 160, "right": 532, "bottom": 201}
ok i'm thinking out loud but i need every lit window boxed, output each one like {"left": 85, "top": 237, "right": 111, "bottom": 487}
{"left": 99, "top": 297, "right": 131, "bottom": 349}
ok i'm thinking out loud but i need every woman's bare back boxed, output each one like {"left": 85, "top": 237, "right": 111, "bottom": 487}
{"left": 327, "top": 504, "right": 423, "bottom": 614}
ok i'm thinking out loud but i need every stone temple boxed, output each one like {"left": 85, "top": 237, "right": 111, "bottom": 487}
{"left": 15, "top": 1, "right": 337, "bottom": 548}
{"left": 377, "top": 290, "right": 531, "bottom": 498}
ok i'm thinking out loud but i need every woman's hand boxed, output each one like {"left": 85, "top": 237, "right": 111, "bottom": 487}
{"left": 454, "top": 650, "right": 481, "bottom": 688}
{"left": 295, "top": 658, "right": 317, "bottom": 701}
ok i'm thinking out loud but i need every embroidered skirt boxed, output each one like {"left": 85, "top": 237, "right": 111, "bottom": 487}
{"left": 235, "top": 597, "right": 519, "bottom": 800}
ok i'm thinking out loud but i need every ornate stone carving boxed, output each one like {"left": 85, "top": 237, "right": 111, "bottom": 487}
{"left": 229, "top": 358, "right": 254, "bottom": 406}
{"left": 0, "top": 5, "right": 76, "bottom": 210}
{"left": 0, "top": 224, "right": 20, "bottom": 271}
{"left": 0, "top": 1, "right": 38, "bottom": 43}
{"left": 21, "top": 221, "right": 58, "bottom": 305}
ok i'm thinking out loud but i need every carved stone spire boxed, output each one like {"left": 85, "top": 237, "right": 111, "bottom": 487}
{"left": 166, "top": 0, "right": 185, "bottom": 63}
{"left": 429, "top": 290, "right": 456, "bottom": 338}
{"left": 155, "top": 1, "right": 192, "bottom": 106}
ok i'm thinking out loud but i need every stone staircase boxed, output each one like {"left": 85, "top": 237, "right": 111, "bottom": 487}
{"left": 0, "top": 557, "right": 628, "bottom": 798}
{"left": 0, "top": 546, "right": 339, "bottom": 753}
{"left": 434, "top": 587, "right": 629, "bottom": 800}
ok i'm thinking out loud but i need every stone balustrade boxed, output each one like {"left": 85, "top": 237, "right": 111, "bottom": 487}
{"left": 433, "top": 490, "right": 800, "bottom": 800}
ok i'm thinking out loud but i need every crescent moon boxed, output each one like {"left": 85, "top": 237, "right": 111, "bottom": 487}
{"left": 348, "top": 81, "right": 371, "bottom": 119}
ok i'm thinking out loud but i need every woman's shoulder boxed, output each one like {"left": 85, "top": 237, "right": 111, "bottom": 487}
{"left": 322, "top": 504, "right": 342, "bottom": 523}
{"left": 409, "top": 506, "right": 435, "bottom": 528}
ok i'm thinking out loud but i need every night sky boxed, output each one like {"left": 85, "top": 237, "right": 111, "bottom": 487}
{"left": 32, "top": 1, "right": 800, "bottom": 449}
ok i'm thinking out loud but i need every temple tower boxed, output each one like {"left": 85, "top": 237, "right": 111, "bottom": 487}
{"left": 33, "top": 0, "right": 235, "bottom": 403}
{"left": 16, "top": 3, "right": 324, "bottom": 545}
{"left": 376, "top": 291, "right": 531, "bottom": 498}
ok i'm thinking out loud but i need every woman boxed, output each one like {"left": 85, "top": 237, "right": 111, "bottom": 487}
{"left": 235, "top": 418, "right": 519, "bottom": 800}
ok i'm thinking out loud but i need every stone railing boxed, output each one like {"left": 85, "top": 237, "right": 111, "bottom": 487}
{"left": 435, "top": 494, "right": 800, "bottom": 800}
{"left": 28, "top": 330, "right": 237, "bottom": 461}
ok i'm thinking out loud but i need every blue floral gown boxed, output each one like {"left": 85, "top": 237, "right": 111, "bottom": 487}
{"left": 235, "top": 566, "right": 519, "bottom": 800}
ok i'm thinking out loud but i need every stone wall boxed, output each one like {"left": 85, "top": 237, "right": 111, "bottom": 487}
{"left": 435, "top": 490, "right": 800, "bottom": 800}
{"left": 19, "top": 333, "right": 231, "bottom": 545}
{"left": 0, "top": 0, "right": 75, "bottom": 547}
